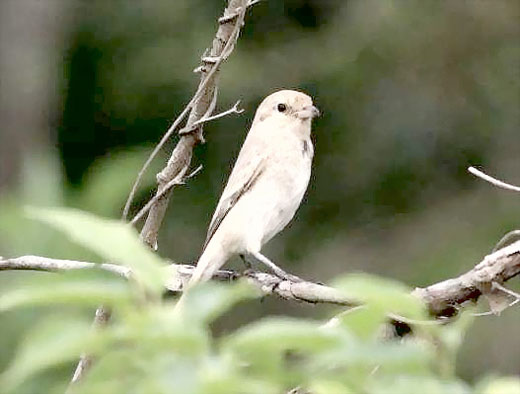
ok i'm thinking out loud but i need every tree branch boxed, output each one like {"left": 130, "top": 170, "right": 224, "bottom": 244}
{"left": 0, "top": 255, "right": 131, "bottom": 277}
{"left": 468, "top": 166, "right": 520, "bottom": 192}
{"left": 3, "top": 238, "right": 520, "bottom": 318}
{"left": 412, "top": 239, "right": 520, "bottom": 317}
{"left": 134, "top": 0, "right": 251, "bottom": 249}
{"left": 71, "top": 1, "right": 254, "bottom": 385}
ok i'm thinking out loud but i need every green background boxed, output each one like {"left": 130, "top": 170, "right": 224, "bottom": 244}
{"left": 0, "top": 0, "right": 519, "bottom": 384}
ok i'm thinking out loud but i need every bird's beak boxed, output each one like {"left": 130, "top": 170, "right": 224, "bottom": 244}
{"left": 297, "top": 105, "right": 320, "bottom": 120}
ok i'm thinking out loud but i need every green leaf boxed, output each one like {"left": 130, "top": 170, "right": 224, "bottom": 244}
{"left": 0, "top": 315, "right": 107, "bottom": 391}
{"left": 179, "top": 280, "right": 258, "bottom": 323}
{"left": 368, "top": 375, "right": 471, "bottom": 394}
{"left": 330, "top": 305, "right": 387, "bottom": 340}
{"left": 27, "top": 207, "right": 165, "bottom": 294}
{"left": 331, "top": 273, "right": 427, "bottom": 320}
{"left": 476, "top": 376, "right": 520, "bottom": 394}
{"left": 309, "top": 379, "right": 355, "bottom": 394}
{"left": 223, "top": 317, "right": 340, "bottom": 355}
{"left": 0, "top": 270, "right": 133, "bottom": 312}
{"left": 433, "top": 310, "right": 474, "bottom": 377}
{"left": 117, "top": 304, "right": 210, "bottom": 356}
{"left": 309, "top": 337, "right": 433, "bottom": 376}
{"left": 76, "top": 148, "right": 164, "bottom": 217}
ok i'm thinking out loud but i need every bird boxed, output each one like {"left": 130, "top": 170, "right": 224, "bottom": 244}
{"left": 187, "top": 89, "right": 320, "bottom": 288}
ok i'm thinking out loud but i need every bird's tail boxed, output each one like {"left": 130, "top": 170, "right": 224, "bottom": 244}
{"left": 188, "top": 239, "right": 230, "bottom": 287}
{"left": 174, "top": 239, "right": 231, "bottom": 315}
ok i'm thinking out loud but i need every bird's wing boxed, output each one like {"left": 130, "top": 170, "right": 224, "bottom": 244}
{"left": 203, "top": 141, "right": 266, "bottom": 250}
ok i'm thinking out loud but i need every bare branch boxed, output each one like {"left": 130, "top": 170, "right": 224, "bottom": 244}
{"left": 0, "top": 255, "right": 130, "bottom": 278}
{"left": 121, "top": 105, "right": 192, "bottom": 220}
{"left": 130, "top": 165, "right": 203, "bottom": 225}
{"left": 130, "top": 174, "right": 184, "bottom": 225}
{"left": 3, "top": 239, "right": 520, "bottom": 318}
{"left": 179, "top": 100, "right": 244, "bottom": 135}
{"left": 123, "top": 0, "right": 250, "bottom": 245}
{"left": 138, "top": 0, "right": 250, "bottom": 249}
{"left": 412, "top": 239, "right": 520, "bottom": 317}
{"left": 69, "top": 306, "right": 111, "bottom": 387}
{"left": 493, "top": 229, "right": 520, "bottom": 252}
{"left": 468, "top": 166, "right": 520, "bottom": 192}
{"left": 492, "top": 281, "right": 520, "bottom": 301}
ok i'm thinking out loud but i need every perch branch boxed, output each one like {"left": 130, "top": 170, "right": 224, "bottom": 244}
{"left": 0, "top": 255, "right": 130, "bottom": 277}
{"left": 3, "top": 238, "right": 520, "bottom": 317}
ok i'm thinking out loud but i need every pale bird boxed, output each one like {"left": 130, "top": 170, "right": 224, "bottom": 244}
{"left": 188, "top": 89, "right": 320, "bottom": 287}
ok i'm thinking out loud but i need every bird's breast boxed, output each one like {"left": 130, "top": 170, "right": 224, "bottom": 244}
{"left": 249, "top": 134, "right": 312, "bottom": 246}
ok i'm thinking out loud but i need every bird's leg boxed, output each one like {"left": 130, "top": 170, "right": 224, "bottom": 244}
{"left": 239, "top": 254, "right": 252, "bottom": 269}
{"left": 250, "top": 251, "right": 303, "bottom": 282}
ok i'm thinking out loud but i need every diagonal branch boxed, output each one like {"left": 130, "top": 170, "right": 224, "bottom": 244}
{"left": 122, "top": 1, "right": 252, "bottom": 222}
{"left": 130, "top": 165, "right": 204, "bottom": 225}
{"left": 134, "top": 0, "right": 251, "bottom": 249}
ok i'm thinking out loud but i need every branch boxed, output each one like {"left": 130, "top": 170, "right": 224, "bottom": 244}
{"left": 73, "top": 1, "right": 254, "bottom": 385}
{"left": 69, "top": 305, "right": 112, "bottom": 386}
{"left": 130, "top": 165, "right": 203, "bottom": 225}
{"left": 0, "top": 255, "right": 130, "bottom": 277}
{"left": 3, "top": 238, "right": 520, "bottom": 317}
{"left": 412, "top": 239, "right": 520, "bottom": 316}
{"left": 178, "top": 100, "right": 244, "bottom": 135}
{"left": 0, "top": 256, "right": 356, "bottom": 307}
{"left": 468, "top": 166, "right": 520, "bottom": 192}
{"left": 126, "top": 0, "right": 252, "bottom": 250}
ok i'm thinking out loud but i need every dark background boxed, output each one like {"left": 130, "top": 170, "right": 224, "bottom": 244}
{"left": 1, "top": 0, "right": 519, "bottom": 381}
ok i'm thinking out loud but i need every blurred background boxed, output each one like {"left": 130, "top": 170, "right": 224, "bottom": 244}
{"left": 0, "top": 0, "right": 519, "bottom": 383}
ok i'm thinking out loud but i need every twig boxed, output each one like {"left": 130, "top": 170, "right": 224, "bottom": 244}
{"left": 471, "top": 282, "right": 520, "bottom": 317}
{"left": 492, "top": 230, "right": 520, "bottom": 252}
{"left": 121, "top": 105, "right": 192, "bottom": 220}
{"left": 492, "top": 281, "right": 520, "bottom": 300}
{"left": 468, "top": 166, "right": 520, "bottom": 192}
{"left": 179, "top": 100, "right": 243, "bottom": 135}
{"left": 128, "top": 102, "right": 241, "bottom": 225}
{"left": 130, "top": 165, "right": 203, "bottom": 225}
{"left": 69, "top": 306, "right": 112, "bottom": 387}
{"left": 3, "top": 238, "right": 520, "bottom": 318}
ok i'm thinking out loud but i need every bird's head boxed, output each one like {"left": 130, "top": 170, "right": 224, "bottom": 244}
{"left": 253, "top": 90, "right": 320, "bottom": 125}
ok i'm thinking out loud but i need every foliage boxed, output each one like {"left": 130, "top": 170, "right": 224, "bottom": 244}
{"left": 0, "top": 0, "right": 519, "bottom": 390}
{"left": 0, "top": 209, "right": 518, "bottom": 393}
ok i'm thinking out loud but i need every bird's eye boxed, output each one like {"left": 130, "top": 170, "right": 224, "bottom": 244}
{"left": 277, "top": 103, "right": 287, "bottom": 112}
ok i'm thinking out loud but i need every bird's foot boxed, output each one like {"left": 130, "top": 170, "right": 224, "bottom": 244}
{"left": 277, "top": 271, "right": 304, "bottom": 283}
{"left": 250, "top": 251, "right": 304, "bottom": 283}
{"left": 239, "top": 254, "right": 253, "bottom": 269}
